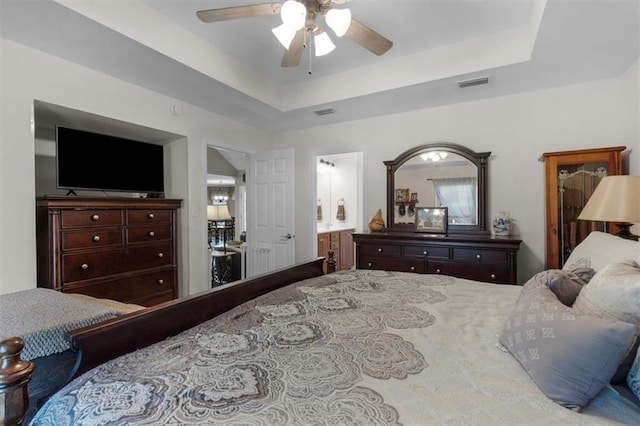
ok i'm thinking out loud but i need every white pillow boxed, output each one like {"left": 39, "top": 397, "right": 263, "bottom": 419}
{"left": 572, "top": 260, "right": 640, "bottom": 324}
{"left": 563, "top": 231, "right": 640, "bottom": 272}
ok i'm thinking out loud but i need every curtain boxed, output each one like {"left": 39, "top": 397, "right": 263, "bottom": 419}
{"left": 432, "top": 178, "right": 477, "bottom": 225}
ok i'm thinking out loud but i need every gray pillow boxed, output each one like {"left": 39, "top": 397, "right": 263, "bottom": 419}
{"left": 550, "top": 268, "right": 594, "bottom": 306}
{"left": 499, "top": 285, "right": 637, "bottom": 411}
{"left": 525, "top": 268, "right": 594, "bottom": 306}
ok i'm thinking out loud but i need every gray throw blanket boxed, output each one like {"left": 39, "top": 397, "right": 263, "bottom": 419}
{"left": 0, "top": 288, "right": 123, "bottom": 360}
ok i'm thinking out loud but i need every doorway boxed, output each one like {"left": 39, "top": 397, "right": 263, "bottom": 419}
{"left": 315, "top": 152, "right": 363, "bottom": 271}
{"left": 206, "top": 146, "right": 247, "bottom": 283}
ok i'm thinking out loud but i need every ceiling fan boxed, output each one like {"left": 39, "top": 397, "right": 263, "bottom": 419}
{"left": 196, "top": 0, "right": 393, "bottom": 68}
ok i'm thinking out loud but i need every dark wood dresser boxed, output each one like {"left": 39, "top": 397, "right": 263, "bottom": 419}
{"left": 353, "top": 232, "right": 522, "bottom": 284}
{"left": 36, "top": 197, "right": 182, "bottom": 306}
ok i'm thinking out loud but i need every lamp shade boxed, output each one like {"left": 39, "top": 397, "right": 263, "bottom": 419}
{"left": 314, "top": 32, "right": 336, "bottom": 56}
{"left": 325, "top": 8, "right": 351, "bottom": 37}
{"left": 207, "top": 204, "right": 231, "bottom": 221}
{"left": 578, "top": 175, "right": 640, "bottom": 223}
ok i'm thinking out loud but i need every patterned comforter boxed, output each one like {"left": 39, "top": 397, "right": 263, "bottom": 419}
{"left": 31, "top": 270, "right": 639, "bottom": 425}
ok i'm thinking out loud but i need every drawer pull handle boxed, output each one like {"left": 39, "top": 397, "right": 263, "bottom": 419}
{"left": 92, "top": 235, "right": 101, "bottom": 242}
{"left": 410, "top": 266, "right": 415, "bottom": 272}
{"left": 158, "top": 279, "right": 164, "bottom": 285}
{"left": 490, "top": 274, "right": 496, "bottom": 280}
{"left": 423, "top": 251, "right": 428, "bottom": 256}
{"left": 148, "top": 213, "right": 155, "bottom": 219}
{"left": 436, "top": 268, "right": 441, "bottom": 274}
{"left": 81, "top": 263, "right": 89, "bottom": 270}
{"left": 158, "top": 252, "right": 164, "bottom": 258}
{"left": 476, "top": 254, "right": 482, "bottom": 260}
{"left": 377, "top": 248, "right": 383, "bottom": 253}
{"left": 367, "top": 262, "right": 373, "bottom": 268}
{"left": 91, "top": 214, "right": 99, "bottom": 221}
{"left": 149, "top": 231, "right": 155, "bottom": 237}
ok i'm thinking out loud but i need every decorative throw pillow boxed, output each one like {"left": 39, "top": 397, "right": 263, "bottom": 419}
{"left": 549, "top": 268, "right": 594, "bottom": 306}
{"left": 499, "top": 285, "right": 637, "bottom": 410}
{"left": 572, "top": 260, "right": 640, "bottom": 384}
{"left": 522, "top": 268, "right": 593, "bottom": 306}
{"left": 572, "top": 260, "right": 640, "bottom": 324}
{"left": 569, "top": 266, "right": 596, "bottom": 284}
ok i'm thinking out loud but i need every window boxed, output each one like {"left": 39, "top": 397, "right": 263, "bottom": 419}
{"left": 432, "top": 178, "right": 477, "bottom": 225}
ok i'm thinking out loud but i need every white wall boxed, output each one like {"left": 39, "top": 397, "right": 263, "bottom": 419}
{"left": 1, "top": 35, "right": 637, "bottom": 293}
{"left": 273, "top": 61, "right": 640, "bottom": 283}
{"left": 0, "top": 38, "right": 270, "bottom": 295}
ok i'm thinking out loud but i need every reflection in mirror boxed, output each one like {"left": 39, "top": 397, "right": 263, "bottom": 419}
{"left": 394, "top": 152, "right": 477, "bottom": 226}
{"left": 385, "top": 143, "right": 490, "bottom": 234}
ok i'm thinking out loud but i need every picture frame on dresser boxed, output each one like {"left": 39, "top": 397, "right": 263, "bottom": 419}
{"left": 415, "top": 207, "right": 448, "bottom": 234}
{"left": 395, "top": 188, "right": 410, "bottom": 203}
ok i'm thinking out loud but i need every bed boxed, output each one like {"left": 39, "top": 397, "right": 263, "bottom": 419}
{"left": 0, "top": 287, "right": 146, "bottom": 423}
{"left": 2, "top": 234, "right": 640, "bottom": 425}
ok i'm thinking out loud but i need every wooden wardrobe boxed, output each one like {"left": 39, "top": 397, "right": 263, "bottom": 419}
{"left": 542, "top": 146, "right": 626, "bottom": 269}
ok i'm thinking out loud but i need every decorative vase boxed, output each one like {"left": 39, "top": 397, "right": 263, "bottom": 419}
{"left": 493, "top": 211, "right": 511, "bottom": 236}
{"left": 368, "top": 209, "right": 385, "bottom": 232}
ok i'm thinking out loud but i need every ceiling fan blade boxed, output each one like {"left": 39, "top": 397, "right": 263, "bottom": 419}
{"left": 344, "top": 19, "right": 393, "bottom": 56}
{"left": 196, "top": 3, "right": 281, "bottom": 23}
{"left": 281, "top": 30, "right": 305, "bottom": 67}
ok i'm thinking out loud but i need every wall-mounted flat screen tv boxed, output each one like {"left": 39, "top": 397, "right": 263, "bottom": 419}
{"left": 56, "top": 126, "right": 164, "bottom": 194}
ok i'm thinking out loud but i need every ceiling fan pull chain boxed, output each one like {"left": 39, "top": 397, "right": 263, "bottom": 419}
{"left": 307, "top": 31, "right": 313, "bottom": 75}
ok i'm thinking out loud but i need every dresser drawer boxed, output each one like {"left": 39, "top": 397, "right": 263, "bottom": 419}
{"left": 428, "top": 261, "right": 508, "bottom": 283}
{"left": 352, "top": 232, "right": 520, "bottom": 285}
{"left": 403, "top": 245, "right": 449, "bottom": 258}
{"left": 359, "top": 244, "right": 402, "bottom": 257}
{"left": 62, "top": 242, "right": 173, "bottom": 283}
{"left": 61, "top": 210, "right": 123, "bottom": 228}
{"left": 359, "top": 255, "right": 424, "bottom": 273}
{"left": 128, "top": 209, "right": 172, "bottom": 224}
{"left": 63, "top": 269, "right": 175, "bottom": 304}
{"left": 127, "top": 225, "right": 172, "bottom": 243}
{"left": 452, "top": 248, "right": 506, "bottom": 263}
{"left": 62, "top": 227, "right": 123, "bottom": 250}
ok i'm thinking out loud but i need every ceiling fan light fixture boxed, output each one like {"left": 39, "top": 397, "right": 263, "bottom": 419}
{"left": 314, "top": 32, "right": 335, "bottom": 56}
{"left": 325, "top": 8, "right": 351, "bottom": 37}
{"left": 280, "top": 0, "right": 306, "bottom": 31}
{"left": 272, "top": 23, "right": 297, "bottom": 49}
{"left": 420, "top": 151, "right": 448, "bottom": 162}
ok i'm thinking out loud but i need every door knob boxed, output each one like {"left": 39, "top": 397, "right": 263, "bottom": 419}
{"left": 282, "top": 233, "right": 294, "bottom": 240}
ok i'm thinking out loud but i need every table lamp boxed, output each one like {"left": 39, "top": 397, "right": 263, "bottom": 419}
{"left": 578, "top": 175, "right": 640, "bottom": 241}
{"left": 207, "top": 204, "right": 232, "bottom": 252}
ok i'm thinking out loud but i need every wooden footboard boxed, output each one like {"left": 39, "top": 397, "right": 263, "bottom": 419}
{"left": 0, "top": 338, "right": 34, "bottom": 426}
{"left": 69, "top": 257, "right": 326, "bottom": 377}
{"left": 0, "top": 255, "right": 332, "bottom": 424}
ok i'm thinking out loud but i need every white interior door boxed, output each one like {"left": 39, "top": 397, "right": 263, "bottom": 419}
{"left": 246, "top": 148, "right": 295, "bottom": 277}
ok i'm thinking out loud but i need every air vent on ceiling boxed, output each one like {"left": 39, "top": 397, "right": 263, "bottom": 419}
{"left": 313, "top": 107, "right": 336, "bottom": 116}
{"left": 457, "top": 76, "right": 490, "bottom": 88}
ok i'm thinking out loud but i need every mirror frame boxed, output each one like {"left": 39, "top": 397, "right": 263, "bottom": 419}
{"left": 384, "top": 142, "right": 491, "bottom": 235}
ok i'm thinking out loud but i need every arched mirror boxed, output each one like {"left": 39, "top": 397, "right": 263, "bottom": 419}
{"left": 385, "top": 143, "right": 490, "bottom": 234}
